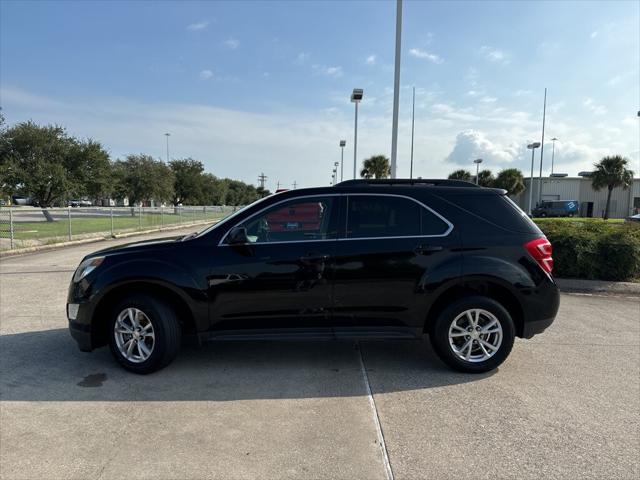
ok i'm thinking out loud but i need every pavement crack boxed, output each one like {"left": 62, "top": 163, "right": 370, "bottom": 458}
{"left": 357, "top": 341, "right": 394, "bottom": 480}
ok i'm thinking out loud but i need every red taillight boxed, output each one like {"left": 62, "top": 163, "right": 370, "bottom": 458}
{"left": 524, "top": 237, "right": 553, "bottom": 274}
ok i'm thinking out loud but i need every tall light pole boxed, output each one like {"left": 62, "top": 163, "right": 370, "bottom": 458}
{"left": 537, "top": 88, "right": 547, "bottom": 205}
{"left": 410, "top": 86, "right": 415, "bottom": 179}
{"left": 527, "top": 142, "right": 541, "bottom": 215}
{"left": 550, "top": 137, "right": 558, "bottom": 175}
{"left": 473, "top": 158, "right": 483, "bottom": 184}
{"left": 164, "top": 133, "right": 171, "bottom": 163}
{"left": 339, "top": 140, "right": 346, "bottom": 182}
{"left": 333, "top": 162, "right": 339, "bottom": 185}
{"left": 351, "top": 89, "right": 364, "bottom": 179}
{"left": 390, "top": 0, "right": 403, "bottom": 179}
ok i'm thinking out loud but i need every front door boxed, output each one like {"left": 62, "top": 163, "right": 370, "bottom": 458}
{"left": 207, "top": 195, "right": 340, "bottom": 332}
{"left": 331, "top": 194, "right": 457, "bottom": 334}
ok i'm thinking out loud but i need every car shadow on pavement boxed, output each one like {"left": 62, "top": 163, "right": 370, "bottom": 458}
{"left": 0, "top": 328, "right": 493, "bottom": 401}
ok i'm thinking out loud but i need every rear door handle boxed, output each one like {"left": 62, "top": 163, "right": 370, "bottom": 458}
{"left": 300, "top": 253, "right": 330, "bottom": 262}
{"left": 414, "top": 245, "right": 443, "bottom": 255}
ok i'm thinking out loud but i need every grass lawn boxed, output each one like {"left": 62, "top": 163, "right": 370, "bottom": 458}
{"left": 4, "top": 211, "right": 228, "bottom": 241}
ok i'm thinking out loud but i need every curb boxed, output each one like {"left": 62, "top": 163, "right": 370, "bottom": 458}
{"left": 0, "top": 220, "right": 216, "bottom": 258}
{"left": 555, "top": 278, "right": 640, "bottom": 296}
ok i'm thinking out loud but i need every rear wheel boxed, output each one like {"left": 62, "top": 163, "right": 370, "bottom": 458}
{"left": 108, "top": 294, "right": 181, "bottom": 374}
{"left": 429, "top": 296, "right": 515, "bottom": 373}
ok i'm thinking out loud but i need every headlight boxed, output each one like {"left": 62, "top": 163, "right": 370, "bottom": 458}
{"left": 73, "top": 256, "right": 105, "bottom": 282}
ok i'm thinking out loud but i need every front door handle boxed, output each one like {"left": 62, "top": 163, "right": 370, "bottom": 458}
{"left": 414, "top": 245, "right": 443, "bottom": 255}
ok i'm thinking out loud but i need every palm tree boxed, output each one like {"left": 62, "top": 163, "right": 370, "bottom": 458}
{"left": 591, "top": 155, "right": 633, "bottom": 220}
{"left": 360, "top": 155, "right": 391, "bottom": 179}
{"left": 493, "top": 168, "right": 525, "bottom": 196}
{"left": 477, "top": 169, "right": 495, "bottom": 187}
{"left": 448, "top": 169, "right": 472, "bottom": 182}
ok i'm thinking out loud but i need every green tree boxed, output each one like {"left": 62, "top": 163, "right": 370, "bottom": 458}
{"left": 113, "top": 154, "right": 174, "bottom": 206}
{"left": 360, "top": 155, "right": 390, "bottom": 179}
{"left": 448, "top": 169, "right": 472, "bottom": 182}
{"left": 591, "top": 155, "right": 634, "bottom": 220}
{"left": 477, "top": 169, "right": 495, "bottom": 187}
{"left": 169, "top": 158, "right": 204, "bottom": 205}
{"left": 0, "top": 121, "right": 110, "bottom": 207}
{"left": 493, "top": 168, "right": 525, "bottom": 196}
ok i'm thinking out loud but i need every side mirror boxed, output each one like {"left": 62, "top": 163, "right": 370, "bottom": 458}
{"left": 227, "top": 226, "right": 249, "bottom": 245}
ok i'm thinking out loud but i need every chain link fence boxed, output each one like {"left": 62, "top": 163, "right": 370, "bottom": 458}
{"left": 0, "top": 205, "right": 238, "bottom": 252}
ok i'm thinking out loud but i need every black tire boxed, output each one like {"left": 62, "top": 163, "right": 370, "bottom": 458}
{"left": 108, "top": 294, "right": 181, "bottom": 374}
{"left": 429, "top": 296, "right": 515, "bottom": 373}
{"left": 540, "top": 212, "right": 547, "bottom": 217}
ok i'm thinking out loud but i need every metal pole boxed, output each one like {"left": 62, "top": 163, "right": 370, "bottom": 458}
{"left": 475, "top": 162, "right": 480, "bottom": 185}
{"left": 410, "top": 86, "right": 415, "bottom": 179}
{"left": 528, "top": 149, "right": 535, "bottom": 215}
{"left": 9, "top": 209, "right": 13, "bottom": 249}
{"left": 138, "top": 205, "right": 142, "bottom": 230}
{"left": 353, "top": 102, "right": 358, "bottom": 179}
{"left": 537, "top": 88, "right": 547, "bottom": 205}
{"left": 110, "top": 207, "right": 114, "bottom": 237}
{"left": 67, "top": 207, "right": 72, "bottom": 241}
{"left": 550, "top": 139, "right": 556, "bottom": 175}
{"left": 165, "top": 133, "right": 170, "bottom": 163}
{"left": 160, "top": 205, "right": 164, "bottom": 230}
{"left": 340, "top": 146, "right": 344, "bottom": 182}
{"left": 390, "top": 0, "right": 403, "bottom": 179}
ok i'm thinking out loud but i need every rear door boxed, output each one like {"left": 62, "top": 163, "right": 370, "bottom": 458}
{"left": 331, "top": 193, "right": 457, "bottom": 334}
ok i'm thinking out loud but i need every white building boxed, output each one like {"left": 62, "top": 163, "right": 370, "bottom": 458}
{"left": 514, "top": 175, "right": 640, "bottom": 219}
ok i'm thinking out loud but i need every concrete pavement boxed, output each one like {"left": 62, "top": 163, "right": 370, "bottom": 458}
{"left": 1, "top": 228, "right": 638, "bottom": 479}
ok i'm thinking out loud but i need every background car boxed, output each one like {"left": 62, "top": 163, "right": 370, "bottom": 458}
{"left": 532, "top": 200, "right": 580, "bottom": 217}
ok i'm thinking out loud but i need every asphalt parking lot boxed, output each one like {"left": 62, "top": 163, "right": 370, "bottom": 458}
{"left": 1, "top": 228, "right": 639, "bottom": 480}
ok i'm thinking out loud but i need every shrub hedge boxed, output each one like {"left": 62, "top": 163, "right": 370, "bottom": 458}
{"left": 535, "top": 220, "right": 640, "bottom": 281}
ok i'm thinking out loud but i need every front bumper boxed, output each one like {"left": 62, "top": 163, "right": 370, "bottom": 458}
{"left": 69, "top": 319, "right": 93, "bottom": 351}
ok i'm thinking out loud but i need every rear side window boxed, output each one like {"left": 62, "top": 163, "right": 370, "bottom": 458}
{"left": 449, "top": 194, "right": 542, "bottom": 234}
{"left": 346, "top": 195, "right": 450, "bottom": 238}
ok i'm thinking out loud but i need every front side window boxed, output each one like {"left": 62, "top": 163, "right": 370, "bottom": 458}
{"left": 240, "top": 196, "right": 336, "bottom": 243}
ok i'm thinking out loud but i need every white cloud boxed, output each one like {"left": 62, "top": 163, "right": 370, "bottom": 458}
{"left": 294, "top": 52, "right": 310, "bottom": 65}
{"left": 467, "top": 90, "right": 481, "bottom": 97}
{"left": 479, "top": 46, "right": 510, "bottom": 64}
{"left": 445, "top": 130, "right": 520, "bottom": 166}
{"left": 480, "top": 96, "right": 497, "bottom": 103}
{"left": 187, "top": 21, "right": 208, "bottom": 31}
{"left": 223, "top": 38, "right": 239, "bottom": 49}
{"left": 590, "top": 30, "right": 598, "bottom": 39}
{"left": 408, "top": 48, "right": 443, "bottom": 64}
{"left": 365, "top": 54, "right": 377, "bottom": 65}
{"left": 583, "top": 98, "right": 607, "bottom": 115}
{"left": 199, "top": 69, "right": 214, "bottom": 80}
{"left": 312, "top": 65, "right": 343, "bottom": 78}
{"left": 606, "top": 75, "right": 621, "bottom": 87}
{"left": 513, "top": 89, "right": 532, "bottom": 97}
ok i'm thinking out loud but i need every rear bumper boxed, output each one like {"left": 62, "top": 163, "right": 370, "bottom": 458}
{"left": 521, "top": 316, "right": 555, "bottom": 339}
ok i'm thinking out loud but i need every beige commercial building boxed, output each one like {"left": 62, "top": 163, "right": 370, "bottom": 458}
{"left": 514, "top": 176, "right": 640, "bottom": 219}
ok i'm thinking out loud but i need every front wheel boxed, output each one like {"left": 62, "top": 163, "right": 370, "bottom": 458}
{"left": 429, "top": 296, "right": 515, "bottom": 373}
{"left": 108, "top": 294, "right": 181, "bottom": 374}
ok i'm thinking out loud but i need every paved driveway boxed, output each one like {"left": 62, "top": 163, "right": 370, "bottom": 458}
{"left": 1, "top": 229, "right": 638, "bottom": 479}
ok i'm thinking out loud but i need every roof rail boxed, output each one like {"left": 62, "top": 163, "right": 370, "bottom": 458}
{"left": 336, "top": 179, "right": 480, "bottom": 188}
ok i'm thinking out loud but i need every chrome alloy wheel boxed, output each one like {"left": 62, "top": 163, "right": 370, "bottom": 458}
{"left": 448, "top": 309, "right": 503, "bottom": 363}
{"left": 114, "top": 307, "right": 155, "bottom": 363}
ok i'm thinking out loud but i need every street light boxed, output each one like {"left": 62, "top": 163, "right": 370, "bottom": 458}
{"left": 333, "top": 162, "right": 339, "bottom": 186}
{"left": 550, "top": 137, "right": 558, "bottom": 176}
{"left": 339, "top": 140, "right": 346, "bottom": 182}
{"left": 390, "top": 0, "right": 403, "bottom": 179}
{"left": 164, "top": 133, "right": 171, "bottom": 163}
{"left": 527, "top": 142, "right": 541, "bottom": 215}
{"left": 351, "top": 88, "right": 363, "bottom": 179}
{"left": 473, "top": 158, "right": 483, "bottom": 185}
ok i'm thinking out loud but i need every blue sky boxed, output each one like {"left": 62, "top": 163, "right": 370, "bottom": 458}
{"left": 1, "top": 0, "right": 638, "bottom": 189}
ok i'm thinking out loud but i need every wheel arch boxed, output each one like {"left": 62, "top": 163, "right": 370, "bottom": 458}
{"left": 91, "top": 280, "right": 197, "bottom": 349}
{"left": 424, "top": 277, "right": 525, "bottom": 337}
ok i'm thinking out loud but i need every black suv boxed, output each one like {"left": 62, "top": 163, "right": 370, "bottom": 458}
{"left": 68, "top": 179, "right": 559, "bottom": 374}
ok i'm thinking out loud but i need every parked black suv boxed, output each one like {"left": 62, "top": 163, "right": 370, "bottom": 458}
{"left": 68, "top": 179, "right": 559, "bottom": 374}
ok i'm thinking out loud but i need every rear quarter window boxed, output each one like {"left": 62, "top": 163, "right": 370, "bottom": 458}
{"left": 445, "top": 193, "right": 542, "bottom": 234}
